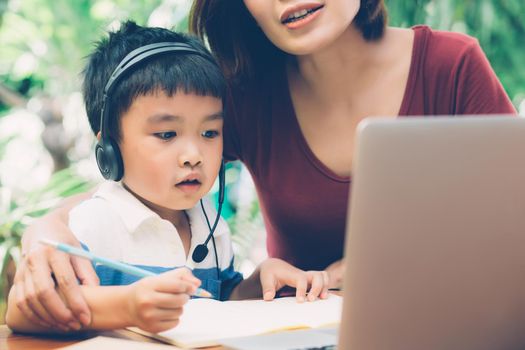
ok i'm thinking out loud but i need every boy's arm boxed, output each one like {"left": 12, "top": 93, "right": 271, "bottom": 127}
{"left": 229, "top": 258, "right": 329, "bottom": 302}
{"left": 6, "top": 284, "right": 132, "bottom": 333}
{"left": 324, "top": 259, "right": 345, "bottom": 290}
{"left": 228, "top": 266, "right": 263, "bottom": 300}
{"left": 7, "top": 268, "right": 199, "bottom": 334}
{"left": 13, "top": 190, "right": 100, "bottom": 329}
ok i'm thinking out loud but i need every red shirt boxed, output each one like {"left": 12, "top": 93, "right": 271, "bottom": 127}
{"left": 224, "top": 26, "right": 516, "bottom": 270}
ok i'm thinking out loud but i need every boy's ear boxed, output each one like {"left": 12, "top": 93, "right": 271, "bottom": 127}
{"left": 96, "top": 131, "right": 101, "bottom": 141}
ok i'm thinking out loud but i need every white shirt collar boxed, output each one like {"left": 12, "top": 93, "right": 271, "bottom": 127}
{"left": 93, "top": 182, "right": 229, "bottom": 241}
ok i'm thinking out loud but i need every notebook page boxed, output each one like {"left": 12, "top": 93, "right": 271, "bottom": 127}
{"left": 156, "top": 295, "right": 342, "bottom": 348}
{"left": 60, "top": 336, "right": 176, "bottom": 349}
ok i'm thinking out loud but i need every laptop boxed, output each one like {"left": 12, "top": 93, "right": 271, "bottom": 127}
{"left": 223, "top": 115, "right": 525, "bottom": 350}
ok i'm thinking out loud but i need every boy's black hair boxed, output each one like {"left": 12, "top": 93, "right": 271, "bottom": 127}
{"left": 82, "top": 20, "right": 226, "bottom": 142}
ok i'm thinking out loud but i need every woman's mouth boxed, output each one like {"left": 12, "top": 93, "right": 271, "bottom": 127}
{"left": 281, "top": 5, "right": 324, "bottom": 28}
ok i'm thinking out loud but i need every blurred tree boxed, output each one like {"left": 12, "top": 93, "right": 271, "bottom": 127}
{"left": 0, "top": 0, "right": 163, "bottom": 98}
{"left": 0, "top": 0, "right": 166, "bottom": 171}
{"left": 387, "top": 0, "right": 525, "bottom": 107}
{"left": 0, "top": 0, "right": 7, "bottom": 26}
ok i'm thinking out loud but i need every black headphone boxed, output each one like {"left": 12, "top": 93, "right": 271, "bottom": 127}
{"left": 96, "top": 42, "right": 225, "bottom": 268}
{"left": 194, "top": 158, "right": 225, "bottom": 264}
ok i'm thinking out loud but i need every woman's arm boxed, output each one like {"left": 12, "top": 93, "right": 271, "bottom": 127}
{"left": 13, "top": 190, "right": 99, "bottom": 329}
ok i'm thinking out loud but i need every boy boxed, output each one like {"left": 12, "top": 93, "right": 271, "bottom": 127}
{"left": 6, "top": 21, "right": 328, "bottom": 334}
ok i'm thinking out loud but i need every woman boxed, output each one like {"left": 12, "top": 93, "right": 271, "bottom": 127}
{"left": 189, "top": 0, "right": 515, "bottom": 271}
{"left": 14, "top": 0, "right": 516, "bottom": 330}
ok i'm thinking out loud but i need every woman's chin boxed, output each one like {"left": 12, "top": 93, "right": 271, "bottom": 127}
{"left": 275, "top": 27, "right": 352, "bottom": 56}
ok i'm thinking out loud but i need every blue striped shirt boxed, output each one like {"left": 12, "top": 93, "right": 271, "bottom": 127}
{"left": 69, "top": 182, "right": 243, "bottom": 300}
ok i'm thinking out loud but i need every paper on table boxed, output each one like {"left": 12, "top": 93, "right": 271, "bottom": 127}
{"left": 59, "top": 336, "right": 176, "bottom": 349}
{"left": 130, "top": 295, "right": 342, "bottom": 349}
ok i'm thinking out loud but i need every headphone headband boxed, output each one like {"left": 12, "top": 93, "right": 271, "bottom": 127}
{"left": 103, "top": 42, "right": 216, "bottom": 94}
{"left": 101, "top": 42, "right": 217, "bottom": 139}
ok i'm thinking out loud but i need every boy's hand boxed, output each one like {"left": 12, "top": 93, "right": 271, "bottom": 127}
{"left": 259, "top": 258, "right": 329, "bottom": 303}
{"left": 126, "top": 268, "right": 200, "bottom": 333}
{"left": 324, "top": 259, "right": 345, "bottom": 290}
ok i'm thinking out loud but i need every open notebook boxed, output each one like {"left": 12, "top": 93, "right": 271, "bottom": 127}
{"left": 129, "top": 296, "right": 342, "bottom": 348}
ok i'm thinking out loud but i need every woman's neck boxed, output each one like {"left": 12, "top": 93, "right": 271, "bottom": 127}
{"left": 288, "top": 24, "right": 390, "bottom": 108}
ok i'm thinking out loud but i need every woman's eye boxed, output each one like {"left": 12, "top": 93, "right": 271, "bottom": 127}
{"left": 202, "top": 130, "right": 220, "bottom": 139}
{"left": 154, "top": 131, "right": 177, "bottom": 140}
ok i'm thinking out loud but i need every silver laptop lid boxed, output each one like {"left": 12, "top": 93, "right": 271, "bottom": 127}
{"left": 340, "top": 116, "right": 525, "bottom": 350}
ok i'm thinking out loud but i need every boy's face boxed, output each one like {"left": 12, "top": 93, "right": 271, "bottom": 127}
{"left": 118, "top": 90, "right": 223, "bottom": 210}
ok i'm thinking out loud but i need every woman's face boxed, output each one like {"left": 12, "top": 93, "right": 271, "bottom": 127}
{"left": 243, "top": 0, "right": 361, "bottom": 55}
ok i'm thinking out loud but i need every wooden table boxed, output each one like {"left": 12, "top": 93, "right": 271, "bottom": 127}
{"left": 0, "top": 325, "right": 222, "bottom": 349}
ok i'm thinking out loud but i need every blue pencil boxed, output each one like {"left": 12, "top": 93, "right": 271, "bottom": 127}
{"left": 40, "top": 238, "right": 212, "bottom": 298}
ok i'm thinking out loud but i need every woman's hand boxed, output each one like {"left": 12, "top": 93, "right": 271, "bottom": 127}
{"left": 13, "top": 209, "right": 99, "bottom": 330}
{"left": 259, "top": 258, "right": 329, "bottom": 302}
{"left": 324, "top": 259, "right": 345, "bottom": 290}
{"left": 126, "top": 268, "right": 200, "bottom": 333}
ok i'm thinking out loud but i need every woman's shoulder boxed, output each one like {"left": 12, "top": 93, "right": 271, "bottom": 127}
{"left": 409, "top": 24, "right": 498, "bottom": 90}
{"left": 412, "top": 25, "right": 484, "bottom": 70}
{"left": 414, "top": 25, "right": 478, "bottom": 45}
{"left": 407, "top": 25, "right": 515, "bottom": 115}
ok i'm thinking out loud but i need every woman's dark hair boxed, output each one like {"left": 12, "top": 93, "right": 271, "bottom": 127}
{"left": 189, "top": 0, "right": 388, "bottom": 81}
{"left": 83, "top": 20, "right": 226, "bottom": 142}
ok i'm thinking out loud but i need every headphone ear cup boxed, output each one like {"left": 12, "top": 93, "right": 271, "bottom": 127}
{"left": 95, "top": 137, "right": 124, "bottom": 181}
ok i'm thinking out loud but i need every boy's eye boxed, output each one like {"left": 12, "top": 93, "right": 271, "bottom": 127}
{"left": 202, "top": 130, "right": 220, "bottom": 139}
{"left": 154, "top": 131, "right": 177, "bottom": 140}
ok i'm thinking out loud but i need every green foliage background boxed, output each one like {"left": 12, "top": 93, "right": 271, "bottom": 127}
{"left": 0, "top": 0, "right": 165, "bottom": 108}
{"left": 387, "top": 0, "right": 525, "bottom": 107}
